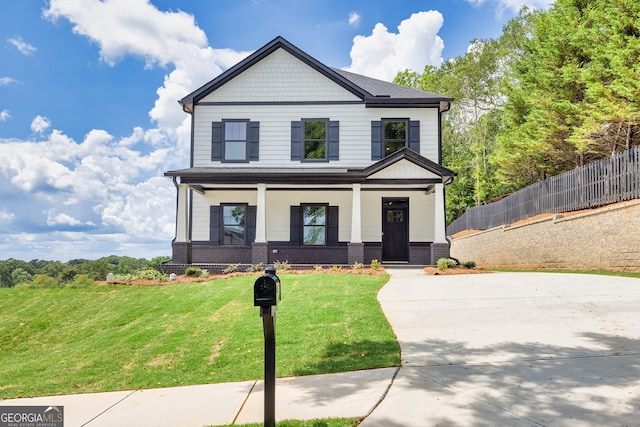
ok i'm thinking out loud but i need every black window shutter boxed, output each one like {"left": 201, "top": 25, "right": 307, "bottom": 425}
{"left": 248, "top": 122, "right": 259, "bottom": 161}
{"left": 328, "top": 121, "right": 339, "bottom": 160}
{"left": 327, "top": 206, "right": 338, "bottom": 246}
{"left": 291, "top": 121, "right": 302, "bottom": 161}
{"left": 371, "top": 121, "right": 382, "bottom": 160}
{"left": 211, "top": 122, "right": 223, "bottom": 161}
{"left": 409, "top": 120, "right": 420, "bottom": 153}
{"left": 210, "top": 206, "right": 221, "bottom": 244}
{"left": 246, "top": 205, "right": 256, "bottom": 244}
{"left": 290, "top": 206, "right": 301, "bottom": 245}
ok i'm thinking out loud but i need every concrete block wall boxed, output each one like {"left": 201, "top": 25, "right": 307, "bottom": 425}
{"left": 450, "top": 199, "right": 640, "bottom": 272}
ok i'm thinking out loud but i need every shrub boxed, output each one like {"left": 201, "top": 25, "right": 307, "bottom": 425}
{"left": 331, "top": 265, "right": 342, "bottom": 271}
{"left": 185, "top": 267, "right": 203, "bottom": 277}
{"left": 222, "top": 264, "right": 238, "bottom": 274}
{"left": 27, "top": 274, "right": 59, "bottom": 288}
{"left": 370, "top": 259, "right": 382, "bottom": 271}
{"left": 352, "top": 261, "right": 364, "bottom": 270}
{"left": 462, "top": 261, "right": 476, "bottom": 269}
{"left": 437, "top": 258, "right": 457, "bottom": 272}
{"left": 273, "top": 260, "right": 291, "bottom": 270}
{"left": 245, "top": 263, "right": 264, "bottom": 273}
{"left": 314, "top": 265, "right": 324, "bottom": 272}
{"left": 68, "top": 274, "right": 94, "bottom": 288}
{"left": 111, "top": 273, "right": 135, "bottom": 282}
{"left": 136, "top": 269, "right": 168, "bottom": 281}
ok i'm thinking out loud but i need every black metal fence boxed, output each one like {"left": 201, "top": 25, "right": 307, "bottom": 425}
{"left": 447, "top": 145, "right": 640, "bottom": 236}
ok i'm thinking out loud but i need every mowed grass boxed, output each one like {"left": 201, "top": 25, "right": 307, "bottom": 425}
{"left": 0, "top": 273, "right": 398, "bottom": 398}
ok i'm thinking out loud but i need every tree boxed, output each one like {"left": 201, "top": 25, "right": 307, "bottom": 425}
{"left": 494, "top": 0, "right": 640, "bottom": 188}
{"left": 11, "top": 268, "right": 32, "bottom": 286}
{"left": 395, "top": 38, "right": 509, "bottom": 222}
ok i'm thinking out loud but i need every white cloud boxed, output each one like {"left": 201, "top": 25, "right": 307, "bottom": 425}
{"left": 348, "top": 11, "right": 361, "bottom": 27}
{"left": 8, "top": 36, "right": 37, "bottom": 56}
{"left": 44, "top": 0, "right": 251, "bottom": 138}
{"left": 0, "top": 110, "right": 10, "bottom": 122}
{"left": 345, "top": 11, "right": 445, "bottom": 81}
{"left": 0, "top": 77, "right": 18, "bottom": 85}
{"left": 44, "top": 0, "right": 208, "bottom": 68}
{"left": 30, "top": 115, "right": 51, "bottom": 134}
{"left": 0, "top": 210, "right": 14, "bottom": 224}
{"left": 44, "top": 210, "right": 82, "bottom": 226}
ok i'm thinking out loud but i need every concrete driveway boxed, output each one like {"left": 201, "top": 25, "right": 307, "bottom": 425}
{"left": 362, "top": 269, "right": 640, "bottom": 426}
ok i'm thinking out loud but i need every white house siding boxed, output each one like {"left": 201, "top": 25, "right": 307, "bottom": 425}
{"left": 190, "top": 190, "right": 258, "bottom": 241}
{"left": 266, "top": 189, "right": 353, "bottom": 242}
{"left": 190, "top": 187, "right": 354, "bottom": 243}
{"left": 192, "top": 104, "right": 439, "bottom": 167}
{"left": 192, "top": 187, "right": 434, "bottom": 243}
{"left": 360, "top": 191, "right": 435, "bottom": 242}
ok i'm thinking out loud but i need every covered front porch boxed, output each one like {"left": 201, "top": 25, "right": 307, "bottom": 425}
{"left": 164, "top": 148, "right": 455, "bottom": 272}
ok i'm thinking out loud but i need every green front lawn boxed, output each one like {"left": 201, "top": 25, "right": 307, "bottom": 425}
{"left": 0, "top": 273, "right": 398, "bottom": 398}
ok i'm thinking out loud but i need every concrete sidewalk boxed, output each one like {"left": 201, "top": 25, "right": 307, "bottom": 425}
{"left": 0, "top": 368, "right": 397, "bottom": 426}
{"left": 3, "top": 270, "right": 640, "bottom": 426}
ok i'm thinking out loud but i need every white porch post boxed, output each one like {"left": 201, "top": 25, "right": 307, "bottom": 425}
{"left": 350, "top": 183, "right": 362, "bottom": 243}
{"left": 434, "top": 182, "right": 447, "bottom": 243}
{"left": 255, "top": 183, "right": 267, "bottom": 243}
{"left": 175, "top": 183, "right": 190, "bottom": 242}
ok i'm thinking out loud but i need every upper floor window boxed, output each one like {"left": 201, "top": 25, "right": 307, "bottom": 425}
{"left": 384, "top": 120, "right": 407, "bottom": 157}
{"left": 291, "top": 120, "right": 339, "bottom": 162}
{"left": 223, "top": 121, "right": 248, "bottom": 161}
{"left": 303, "top": 120, "right": 327, "bottom": 160}
{"left": 211, "top": 120, "right": 259, "bottom": 162}
{"left": 371, "top": 119, "right": 420, "bottom": 160}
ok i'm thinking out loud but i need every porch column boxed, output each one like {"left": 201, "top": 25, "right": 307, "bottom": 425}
{"left": 175, "top": 183, "right": 190, "bottom": 243}
{"left": 431, "top": 182, "right": 450, "bottom": 264}
{"left": 348, "top": 183, "right": 365, "bottom": 264}
{"left": 433, "top": 183, "right": 447, "bottom": 243}
{"left": 252, "top": 183, "right": 269, "bottom": 265}
{"left": 255, "top": 183, "right": 267, "bottom": 243}
{"left": 350, "top": 183, "right": 362, "bottom": 243}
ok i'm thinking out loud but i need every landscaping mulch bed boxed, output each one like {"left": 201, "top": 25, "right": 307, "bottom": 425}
{"left": 423, "top": 267, "right": 491, "bottom": 275}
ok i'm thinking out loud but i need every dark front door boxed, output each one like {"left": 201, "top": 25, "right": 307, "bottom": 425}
{"left": 382, "top": 198, "right": 409, "bottom": 262}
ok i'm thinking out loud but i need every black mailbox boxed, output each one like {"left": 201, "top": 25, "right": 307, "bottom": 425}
{"left": 254, "top": 267, "right": 280, "bottom": 307}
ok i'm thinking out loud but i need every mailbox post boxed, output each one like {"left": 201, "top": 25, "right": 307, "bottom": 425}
{"left": 254, "top": 267, "right": 280, "bottom": 427}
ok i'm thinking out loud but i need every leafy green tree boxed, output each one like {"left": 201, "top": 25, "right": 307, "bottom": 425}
{"left": 11, "top": 268, "right": 32, "bottom": 286}
{"left": 0, "top": 262, "right": 12, "bottom": 287}
{"left": 494, "top": 0, "right": 640, "bottom": 188}
{"left": 395, "top": 38, "right": 509, "bottom": 222}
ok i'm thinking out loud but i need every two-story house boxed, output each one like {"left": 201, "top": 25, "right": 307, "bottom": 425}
{"left": 164, "top": 36, "right": 455, "bottom": 270}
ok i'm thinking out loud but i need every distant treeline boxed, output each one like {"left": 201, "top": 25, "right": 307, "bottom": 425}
{"left": 0, "top": 255, "right": 171, "bottom": 288}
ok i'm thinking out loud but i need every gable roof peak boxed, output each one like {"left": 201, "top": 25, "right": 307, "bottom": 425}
{"left": 179, "top": 36, "right": 452, "bottom": 113}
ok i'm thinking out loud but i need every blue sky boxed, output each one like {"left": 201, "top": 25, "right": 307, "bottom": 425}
{"left": 0, "top": 0, "right": 553, "bottom": 262}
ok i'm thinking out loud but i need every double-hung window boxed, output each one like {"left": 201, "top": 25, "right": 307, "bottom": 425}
{"left": 223, "top": 120, "right": 248, "bottom": 161}
{"left": 291, "top": 120, "right": 339, "bottom": 161}
{"left": 371, "top": 119, "right": 419, "bottom": 160}
{"left": 383, "top": 120, "right": 408, "bottom": 157}
{"left": 302, "top": 205, "right": 326, "bottom": 245}
{"left": 211, "top": 120, "right": 259, "bottom": 162}
{"left": 303, "top": 120, "right": 327, "bottom": 160}
{"left": 222, "top": 204, "right": 246, "bottom": 245}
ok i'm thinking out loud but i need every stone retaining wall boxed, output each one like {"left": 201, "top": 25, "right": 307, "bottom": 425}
{"left": 450, "top": 199, "right": 640, "bottom": 271}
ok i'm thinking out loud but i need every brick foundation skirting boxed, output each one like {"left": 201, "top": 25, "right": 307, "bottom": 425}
{"left": 167, "top": 241, "right": 443, "bottom": 274}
